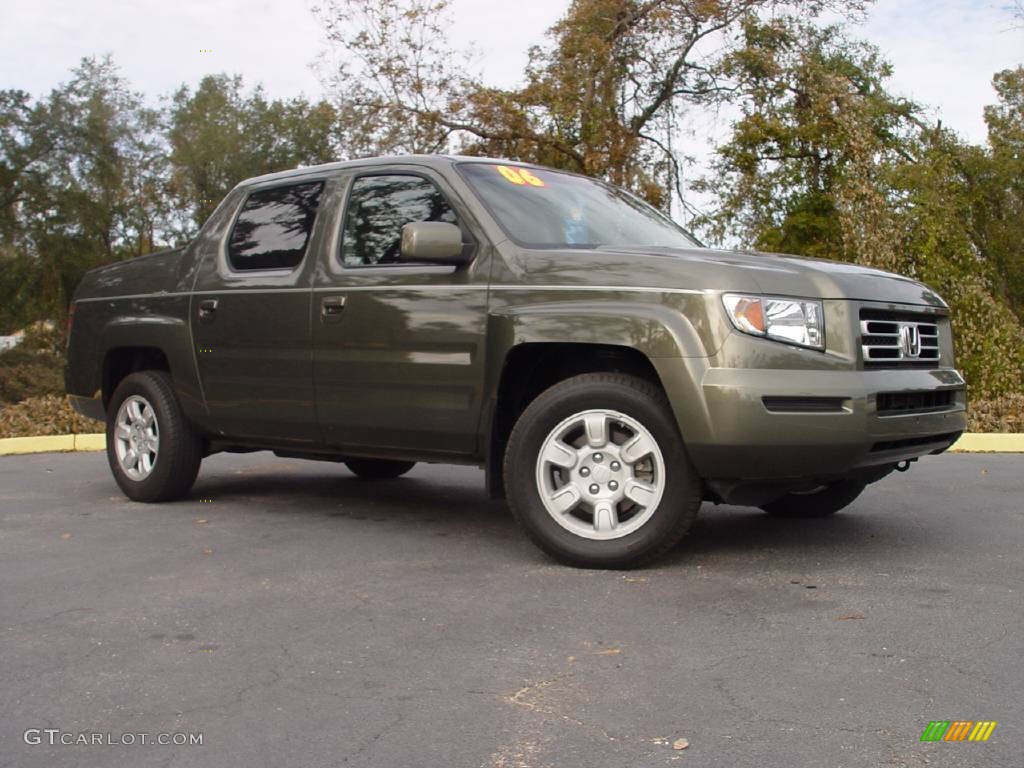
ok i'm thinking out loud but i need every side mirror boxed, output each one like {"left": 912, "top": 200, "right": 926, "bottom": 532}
{"left": 399, "top": 222, "right": 469, "bottom": 265}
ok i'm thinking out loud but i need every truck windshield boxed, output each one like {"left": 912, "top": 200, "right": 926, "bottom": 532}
{"left": 457, "top": 162, "right": 701, "bottom": 250}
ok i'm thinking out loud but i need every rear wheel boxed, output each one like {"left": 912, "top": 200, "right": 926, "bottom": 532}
{"left": 344, "top": 458, "right": 416, "bottom": 480}
{"left": 106, "top": 371, "right": 202, "bottom": 502}
{"left": 504, "top": 373, "right": 702, "bottom": 569}
{"left": 760, "top": 480, "right": 867, "bottom": 518}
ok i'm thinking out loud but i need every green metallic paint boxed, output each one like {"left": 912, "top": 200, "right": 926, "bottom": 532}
{"left": 310, "top": 166, "right": 492, "bottom": 456}
{"left": 187, "top": 174, "right": 330, "bottom": 443}
{"left": 487, "top": 299, "right": 712, "bottom": 359}
{"left": 66, "top": 154, "right": 968, "bottom": 500}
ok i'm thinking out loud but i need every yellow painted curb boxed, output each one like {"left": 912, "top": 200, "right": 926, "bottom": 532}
{"left": 0, "top": 434, "right": 76, "bottom": 455}
{"left": 949, "top": 433, "right": 1024, "bottom": 453}
{"left": 0, "top": 432, "right": 1022, "bottom": 456}
{"left": 0, "top": 433, "right": 104, "bottom": 456}
{"left": 74, "top": 433, "right": 107, "bottom": 451}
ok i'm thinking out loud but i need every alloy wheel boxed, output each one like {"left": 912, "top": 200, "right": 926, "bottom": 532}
{"left": 113, "top": 395, "right": 160, "bottom": 481}
{"left": 534, "top": 409, "right": 665, "bottom": 541}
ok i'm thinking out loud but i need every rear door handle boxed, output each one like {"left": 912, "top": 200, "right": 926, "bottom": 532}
{"left": 320, "top": 295, "right": 346, "bottom": 322}
{"left": 197, "top": 298, "right": 218, "bottom": 320}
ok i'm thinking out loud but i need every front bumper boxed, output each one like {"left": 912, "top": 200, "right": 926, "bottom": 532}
{"left": 655, "top": 358, "right": 967, "bottom": 489}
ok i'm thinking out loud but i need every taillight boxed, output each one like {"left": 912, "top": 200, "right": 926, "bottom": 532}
{"left": 66, "top": 301, "right": 76, "bottom": 344}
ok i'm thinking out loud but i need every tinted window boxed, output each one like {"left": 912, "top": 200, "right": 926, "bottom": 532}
{"left": 458, "top": 163, "right": 700, "bottom": 250}
{"left": 341, "top": 175, "right": 457, "bottom": 267}
{"left": 228, "top": 182, "right": 323, "bottom": 271}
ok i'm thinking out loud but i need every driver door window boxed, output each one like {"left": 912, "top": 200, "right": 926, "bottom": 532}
{"left": 340, "top": 175, "right": 457, "bottom": 267}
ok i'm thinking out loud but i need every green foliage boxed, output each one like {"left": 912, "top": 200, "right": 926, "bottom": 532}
{"left": 695, "top": 20, "right": 917, "bottom": 255}
{"left": 698, "top": 20, "right": 1024, "bottom": 400}
{"left": 167, "top": 75, "right": 338, "bottom": 234}
{"left": 978, "top": 67, "right": 1024, "bottom": 315}
{"left": 0, "top": 57, "right": 167, "bottom": 329}
{"left": 0, "top": 245, "right": 40, "bottom": 334}
{"left": 0, "top": 60, "right": 340, "bottom": 334}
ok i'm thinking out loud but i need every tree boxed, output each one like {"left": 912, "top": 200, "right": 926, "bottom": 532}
{"left": 316, "top": 0, "right": 869, "bottom": 208}
{"left": 0, "top": 56, "right": 167, "bottom": 329}
{"left": 0, "top": 61, "right": 343, "bottom": 332}
{"left": 698, "top": 21, "right": 1024, "bottom": 398}
{"left": 314, "top": 0, "right": 467, "bottom": 157}
{"left": 695, "top": 19, "right": 917, "bottom": 260}
{"left": 0, "top": 89, "right": 40, "bottom": 331}
{"left": 167, "top": 75, "right": 339, "bottom": 234}
{"left": 979, "top": 66, "right": 1024, "bottom": 315}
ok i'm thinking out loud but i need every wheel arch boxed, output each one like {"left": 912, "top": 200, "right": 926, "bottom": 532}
{"left": 67, "top": 292, "right": 206, "bottom": 420}
{"left": 102, "top": 346, "right": 172, "bottom": 408}
{"left": 94, "top": 313, "right": 205, "bottom": 419}
{"left": 482, "top": 302, "right": 709, "bottom": 498}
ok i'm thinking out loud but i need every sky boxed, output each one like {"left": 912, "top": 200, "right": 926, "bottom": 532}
{"left": 0, "top": 0, "right": 1021, "bottom": 147}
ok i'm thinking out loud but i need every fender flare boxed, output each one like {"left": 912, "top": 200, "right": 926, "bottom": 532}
{"left": 481, "top": 300, "right": 715, "bottom": 497}
{"left": 95, "top": 309, "right": 206, "bottom": 420}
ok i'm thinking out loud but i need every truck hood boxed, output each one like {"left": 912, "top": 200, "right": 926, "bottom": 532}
{"left": 515, "top": 245, "right": 946, "bottom": 308}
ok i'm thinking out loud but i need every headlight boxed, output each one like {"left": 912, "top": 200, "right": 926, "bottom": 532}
{"left": 722, "top": 294, "right": 825, "bottom": 350}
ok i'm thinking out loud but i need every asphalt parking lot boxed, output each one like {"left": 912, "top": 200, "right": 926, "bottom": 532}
{"left": 0, "top": 451, "right": 1020, "bottom": 768}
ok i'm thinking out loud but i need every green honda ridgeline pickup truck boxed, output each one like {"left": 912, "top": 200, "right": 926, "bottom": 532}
{"left": 66, "top": 155, "right": 967, "bottom": 567}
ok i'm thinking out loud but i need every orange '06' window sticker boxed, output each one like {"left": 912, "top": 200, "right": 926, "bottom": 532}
{"left": 496, "top": 165, "right": 546, "bottom": 187}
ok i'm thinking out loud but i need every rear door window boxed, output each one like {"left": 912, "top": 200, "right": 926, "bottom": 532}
{"left": 228, "top": 181, "right": 324, "bottom": 271}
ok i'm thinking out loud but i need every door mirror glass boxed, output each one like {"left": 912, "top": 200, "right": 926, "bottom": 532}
{"left": 400, "top": 222, "right": 467, "bottom": 264}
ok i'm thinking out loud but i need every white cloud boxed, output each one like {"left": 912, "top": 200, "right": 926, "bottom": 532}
{"left": 856, "top": 0, "right": 1023, "bottom": 142}
{"left": 0, "top": 0, "right": 564, "bottom": 100}
{"left": 0, "top": 0, "right": 328, "bottom": 98}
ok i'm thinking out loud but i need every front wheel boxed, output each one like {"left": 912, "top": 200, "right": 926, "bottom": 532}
{"left": 106, "top": 371, "right": 202, "bottom": 502}
{"left": 760, "top": 480, "right": 867, "bottom": 518}
{"left": 504, "top": 373, "right": 702, "bottom": 569}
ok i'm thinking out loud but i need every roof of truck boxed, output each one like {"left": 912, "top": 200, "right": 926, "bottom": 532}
{"left": 239, "top": 154, "right": 531, "bottom": 187}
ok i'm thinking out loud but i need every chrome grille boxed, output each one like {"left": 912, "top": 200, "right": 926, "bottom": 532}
{"left": 860, "top": 309, "right": 941, "bottom": 368}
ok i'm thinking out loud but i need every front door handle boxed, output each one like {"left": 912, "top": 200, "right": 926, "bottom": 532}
{"left": 320, "top": 295, "right": 346, "bottom": 323}
{"left": 198, "top": 298, "right": 218, "bottom": 320}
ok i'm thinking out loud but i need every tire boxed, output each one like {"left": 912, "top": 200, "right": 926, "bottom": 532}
{"left": 504, "top": 373, "right": 702, "bottom": 569}
{"left": 760, "top": 479, "right": 867, "bottom": 518}
{"left": 106, "top": 371, "right": 202, "bottom": 503}
{"left": 344, "top": 458, "right": 416, "bottom": 480}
